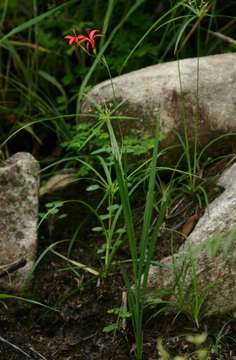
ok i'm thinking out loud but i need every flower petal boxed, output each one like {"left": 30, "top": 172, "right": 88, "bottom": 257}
{"left": 88, "top": 29, "right": 99, "bottom": 40}
{"left": 76, "top": 35, "right": 87, "bottom": 40}
{"left": 64, "top": 35, "right": 77, "bottom": 44}
{"left": 77, "top": 38, "right": 87, "bottom": 44}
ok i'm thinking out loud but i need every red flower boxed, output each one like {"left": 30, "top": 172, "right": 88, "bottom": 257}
{"left": 64, "top": 35, "right": 79, "bottom": 45}
{"left": 64, "top": 29, "right": 103, "bottom": 50}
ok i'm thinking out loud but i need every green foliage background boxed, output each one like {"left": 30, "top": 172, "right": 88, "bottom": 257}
{"left": 0, "top": 0, "right": 235, "bottom": 153}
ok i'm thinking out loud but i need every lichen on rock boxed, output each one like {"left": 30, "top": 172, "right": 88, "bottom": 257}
{"left": 0, "top": 152, "right": 39, "bottom": 291}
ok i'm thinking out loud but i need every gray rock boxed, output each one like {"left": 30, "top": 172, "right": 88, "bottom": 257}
{"left": 183, "top": 162, "right": 236, "bottom": 249}
{"left": 148, "top": 161, "right": 236, "bottom": 316}
{"left": 82, "top": 53, "right": 236, "bottom": 159}
{"left": 0, "top": 153, "right": 39, "bottom": 291}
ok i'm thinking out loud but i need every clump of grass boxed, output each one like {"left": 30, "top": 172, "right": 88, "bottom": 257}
{"left": 103, "top": 108, "right": 171, "bottom": 359}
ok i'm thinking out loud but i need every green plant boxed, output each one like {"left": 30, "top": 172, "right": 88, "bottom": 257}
{"left": 103, "top": 306, "right": 131, "bottom": 335}
{"left": 84, "top": 156, "right": 122, "bottom": 277}
{"left": 35, "top": 111, "right": 157, "bottom": 280}
{"left": 172, "top": 2, "right": 209, "bottom": 205}
{"left": 39, "top": 200, "right": 66, "bottom": 238}
{"left": 171, "top": 253, "right": 213, "bottom": 327}
{"left": 64, "top": 88, "right": 171, "bottom": 357}
{"left": 103, "top": 110, "right": 171, "bottom": 359}
{"left": 148, "top": 227, "right": 236, "bottom": 330}
{"left": 210, "top": 320, "right": 232, "bottom": 355}
{"left": 147, "top": 256, "right": 213, "bottom": 329}
{"left": 210, "top": 313, "right": 236, "bottom": 356}
{"left": 63, "top": 121, "right": 155, "bottom": 177}
{"left": 70, "top": 137, "right": 155, "bottom": 277}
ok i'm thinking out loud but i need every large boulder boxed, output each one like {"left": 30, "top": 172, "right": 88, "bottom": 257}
{"left": 82, "top": 53, "right": 236, "bottom": 158}
{"left": 0, "top": 153, "right": 39, "bottom": 291}
{"left": 147, "top": 162, "right": 236, "bottom": 316}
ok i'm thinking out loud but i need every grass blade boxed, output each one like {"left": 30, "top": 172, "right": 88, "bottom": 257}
{"left": 0, "top": 0, "right": 76, "bottom": 43}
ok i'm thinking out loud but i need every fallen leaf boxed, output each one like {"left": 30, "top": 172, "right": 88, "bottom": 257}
{"left": 39, "top": 172, "right": 77, "bottom": 197}
{"left": 181, "top": 213, "right": 199, "bottom": 236}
